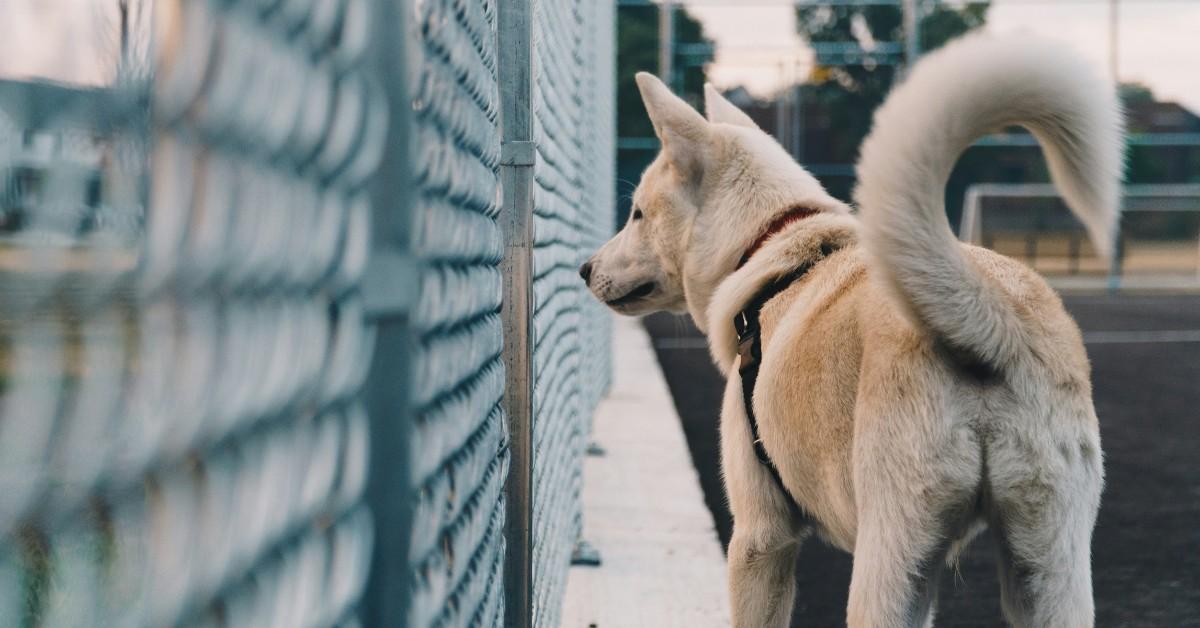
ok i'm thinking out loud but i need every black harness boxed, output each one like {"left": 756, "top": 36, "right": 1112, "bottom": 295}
{"left": 733, "top": 253, "right": 830, "bottom": 520}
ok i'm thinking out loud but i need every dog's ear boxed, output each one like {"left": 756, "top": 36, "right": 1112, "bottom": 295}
{"left": 704, "top": 84, "right": 758, "bottom": 129}
{"left": 636, "top": 72, "right": 709, "bottom": 175}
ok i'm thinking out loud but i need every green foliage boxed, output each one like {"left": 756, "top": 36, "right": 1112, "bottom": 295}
{"left": 615, "top": 6, "right": 713, "bottom": 222}
{"left": 1120, "top": 82, "right": 1200, "bottom": 185}
{"left": 796, "top": 2, "right": 990, "bottom": 168}
{"left": 919, "top": 3, "right": 989, "bottom": 51}
{"left": 617, "top": 6, "right": 712, "bottom": 138}
{"left": 1119, "top": 82, "right": 1155, "bottom": 104}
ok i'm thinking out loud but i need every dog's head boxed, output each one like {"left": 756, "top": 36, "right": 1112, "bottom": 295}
{"left": 581, "top": 73, "right": 846, "bottom": 324}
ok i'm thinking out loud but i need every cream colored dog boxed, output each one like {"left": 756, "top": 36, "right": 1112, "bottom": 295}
{"left": 581, "top": 33, "right": 1122, "bottom": 628}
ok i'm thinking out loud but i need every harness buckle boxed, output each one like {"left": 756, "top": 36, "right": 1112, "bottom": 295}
{"left": 735, "top": 309, "right": 760, "bottom": 370}
{"left": 737, "top": 334, "right": 758, "bottom": 370}
{"left": 734, "top": 310, "right": 751, "bottom": 340}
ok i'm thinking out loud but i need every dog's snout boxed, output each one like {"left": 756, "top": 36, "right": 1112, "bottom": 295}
{"left": 579, "top": 261, "right": 594, "bottom": 285}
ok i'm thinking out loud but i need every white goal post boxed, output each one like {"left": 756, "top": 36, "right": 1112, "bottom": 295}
{"left": 958, "top": 183, "right": 1200, "bottom": 291}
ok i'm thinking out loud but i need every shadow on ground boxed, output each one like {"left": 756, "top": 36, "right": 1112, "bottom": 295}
{"left": 644, "top": 294, "right": 1200, "bottom": 627}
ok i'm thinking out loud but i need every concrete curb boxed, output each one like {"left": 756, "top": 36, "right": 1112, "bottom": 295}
{"left": 562, "top": 317, "right": 731, "bottom": 627}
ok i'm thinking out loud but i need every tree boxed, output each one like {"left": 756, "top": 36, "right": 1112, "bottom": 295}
{"left": 796, "top": 2, "right": 990, "bottom": 172}
{"left": 615, "top": 6, "right": 713, "bottom": 220}
{"left": 617, "top": 6, "right": 712, "bottom": 138}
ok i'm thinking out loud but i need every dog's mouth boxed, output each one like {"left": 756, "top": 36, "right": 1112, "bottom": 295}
{"left": 606, "top": 282, "right": 656, "bottom": 307}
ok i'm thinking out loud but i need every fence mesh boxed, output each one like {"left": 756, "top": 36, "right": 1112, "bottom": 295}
{"left": 403, "top": 0, "right": 510, "bottom": 626}
{"left": 529, "top": 1, "right": 615, "bottom": 626}
{"left": 0, "top": 0, "right": 381, "bottom": 625}
{"left": 576, "top": 0, "right": 617, "bottom": 430}
{"left": 0, "top": 0, "right": 613, "bottom": 625}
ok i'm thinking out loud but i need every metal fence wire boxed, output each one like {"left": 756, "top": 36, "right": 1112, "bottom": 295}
{"left": 529, "top": 0, "right": 616, "bottom": 626}
{"left": 0, "top": 0, "right": 380, "bottom": 625}
{"left": 0, "top": 0, "right": 613, "bottom": 626}
{"left": 400, "top": 0, "right": 509, "bottom": 626}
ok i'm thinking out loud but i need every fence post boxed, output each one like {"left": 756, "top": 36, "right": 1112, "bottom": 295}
{"left": 1108, "top": 226, "right": 1125, "bottom": 292}
{"left": 498, "top": 0, "right": 536, "bottom": 626}
{"left": 659, "top": 1, "right": 675, "bottom": 88}
{"left": 903, "top": 0, "right": 921, "bottom": 75}
{"left": 360, "top": 0, "right": 416, "bottom": 624}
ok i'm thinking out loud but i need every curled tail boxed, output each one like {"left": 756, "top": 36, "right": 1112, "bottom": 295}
{"left": 855, "top": 32, "right": 1124, "bottom": 368}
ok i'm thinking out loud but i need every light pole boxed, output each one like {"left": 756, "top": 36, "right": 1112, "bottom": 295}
{"left": 659, "top": 1, "right": 675, "bottom": 87}
{"left": 902, "top": 0, "right": 921, "bottom": 76}
{"left": 1109, "top": 0, "right": 1120, "bottom": 83}
{"left": 792, "top": 55, "right": 803, "bottom": 162}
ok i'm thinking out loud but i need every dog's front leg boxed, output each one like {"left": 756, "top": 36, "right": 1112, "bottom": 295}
{"left": 721, "top": 378, "right": 806, "bottom": 628}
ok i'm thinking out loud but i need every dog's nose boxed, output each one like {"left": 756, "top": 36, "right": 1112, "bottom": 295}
{"left": 579, "top": 261, "right": 594, "bottom": 286}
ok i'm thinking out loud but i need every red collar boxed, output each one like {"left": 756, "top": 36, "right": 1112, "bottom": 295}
{"left": 736, "top": 206, "right": 821, "bottom": 269}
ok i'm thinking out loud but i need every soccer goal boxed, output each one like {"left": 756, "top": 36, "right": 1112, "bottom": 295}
{"left": 959, "top": 183, "right": 1200, "bottom": 292}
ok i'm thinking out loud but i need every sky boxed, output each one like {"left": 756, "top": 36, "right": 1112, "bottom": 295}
{"left": 0, "top": 0, "right": 1196, "bottom": 113}
{"left": 0, "top": 0, "right": 124, "bottom": 86}
{"left": 689, "top": 0, "right": 1200, "bottom": 113}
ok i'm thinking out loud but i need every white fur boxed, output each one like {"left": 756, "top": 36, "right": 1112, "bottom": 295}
{"left": 705, "top": 83, "right": 759, "bottom": 129}
{"left": 855, "top": 32, "right": 1124, "bottom": 368}
{"left": 706, "top": 212, "right": 860, "bottom": 373}
{"left": 584, "top": 34, "right": 1116, "bottom": 628}
{"left": 581, "top": 72, "right": 851, "bottom": 327}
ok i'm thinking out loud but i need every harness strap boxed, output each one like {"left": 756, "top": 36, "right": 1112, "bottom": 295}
{"left": 731, "top": 207, "right": 832, "bottom": 520}
{"left": 734, "top": 266, "right": 812, "bottom": 520}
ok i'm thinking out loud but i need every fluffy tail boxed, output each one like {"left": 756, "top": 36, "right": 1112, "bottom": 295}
{"left": 855, "top": 32, "right": 1123, "bottom": 368}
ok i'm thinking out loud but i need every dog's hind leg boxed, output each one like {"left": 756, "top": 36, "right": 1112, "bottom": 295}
{"left": 985, "top": 412, "right": 1103, "bottom": 628}
{"left": 846, "top": 407, "right": 982, "bottom": 628}
{"left": 846, "top": 485, "right": 969, "bottom": 628}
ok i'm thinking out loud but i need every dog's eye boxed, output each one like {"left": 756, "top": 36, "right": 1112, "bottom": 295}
{"left": 632, "top": 209, "right": 644, "bottom": 221}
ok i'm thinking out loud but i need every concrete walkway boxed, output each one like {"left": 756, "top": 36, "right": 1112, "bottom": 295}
{"left": 562, "top": 317, "right": 730, "bottom": 628}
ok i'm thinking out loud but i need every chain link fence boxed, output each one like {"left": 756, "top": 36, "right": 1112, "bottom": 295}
{"left": 0, "top": 0, "right": 613, "bottom": 626}
{"left": 0, "top": 0, "right": 379, "bottom": 625}
{"left": 529, "top": 0, "right": 616, "bottom": 625}
{"left": 397, "top": 0, "right": 508, "bottom": 625}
